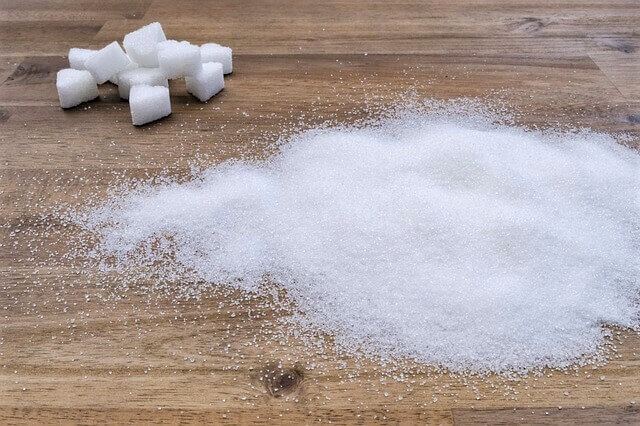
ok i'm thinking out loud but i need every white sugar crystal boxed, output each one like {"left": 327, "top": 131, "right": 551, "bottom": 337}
{"left": 77, "top": 103, "right": 640, "bottom": 374}
{"left": 157, "top": 39, "right": 179, "bottom": 51}
{"left": 56, "top": 68, "right": 99, "bottom": 108}
{"left": 68, "top": 48, "right": 96, "bottom": 70}
{"left": 84, "top": 41, "right": 132, "bottom": 84}
{"left": 109, "top": 60, "right": 138, "bottom": 85}
{"left": 200, "top": 43, "right": 233, "bottom": 74}
{"left": 129, "top": 85, "right": 171, "bottom": 125}
{"left": 158, "top": 41, "right": 202, "bottom": 79}
{"left": 118, "top": 67, "right": 168, "bottom": 100}
{"left": 185, "top": 62, "right": 224, "bottom": 102}
{"left": 123, "top": 22, "right": 167, "bottom": 67}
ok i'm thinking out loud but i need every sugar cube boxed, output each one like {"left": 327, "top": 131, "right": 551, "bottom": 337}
{"left": 158, "top": 41, "right": 202, "bottom": 79}
{"left": 84, "top": 41, "right": 132, "bottom": 84}
{"left": 56, "top": 68, "right": 99, "bottom": 108}
{"left": 118, "top": 68, "right": 168, "bottom": 100}
{"left": 123, "top": 22, "right": 167, "bottom": 68}
{"left": 109, "top": 60, "right": 138, "bottom": 85}
{"left": 200, "top": 43, "right": 233, "bottom": 74}
{"left": 157, "top": 40, "right": 179, "bottom": 51}
{"left": 68, "top": 48, "right": 96, "bottom": 70}
{"left": 185, "top": 62, "right": 224, "bottom": 102}
{"left": 129, "top": 85, "right": 171, "bottom": 125}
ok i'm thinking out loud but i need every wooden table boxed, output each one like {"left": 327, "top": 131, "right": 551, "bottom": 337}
{"left": 1, "top": 1, "right": 640, "bottom": 424}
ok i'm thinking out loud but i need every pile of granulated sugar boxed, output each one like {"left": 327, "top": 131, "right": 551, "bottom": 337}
{"left": 73, "top": 103, "right": 640, "bottom": 375}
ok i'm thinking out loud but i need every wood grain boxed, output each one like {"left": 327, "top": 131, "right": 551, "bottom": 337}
{"left": 1, "top": 0, "right": 640, "bottom": 424}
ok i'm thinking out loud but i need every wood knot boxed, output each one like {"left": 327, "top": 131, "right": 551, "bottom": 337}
{"left": 512, "top": 17, "right": 547, "bottom": 34}
{"left": 258, "top": 363, "right": 304, "bottom": 397}
{"left": 626, "top": 114, "right": 640, "bottom": 124}
{"left": 596, "top": 38, "right": 636, "bottom": 54}
{"left": 0, "top": 107, "right": 11, "bottom": 123}
{"left": 5, "top": 57, "right": 67, "bottom": 86}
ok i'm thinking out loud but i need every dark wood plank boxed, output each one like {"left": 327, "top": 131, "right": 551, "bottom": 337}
{"left": 453, "top": 406, "right": 640, "bottom": 425}
{"left": 0, "top": 0, "right": 153, "bottom": 55}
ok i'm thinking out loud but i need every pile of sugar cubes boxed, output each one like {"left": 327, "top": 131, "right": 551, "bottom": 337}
{"left": 56, "top": 22, "right": 232, "bottom": 125}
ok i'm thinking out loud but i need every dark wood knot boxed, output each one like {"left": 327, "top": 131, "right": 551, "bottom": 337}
{"left": 0, "top": 107, "right": 11, "bottom": 123}
{"left": 259, "top": 363, "right": 304, "bottom": 397}
{"left": 626, "top": 114, "right": 640, "bottom": 124}
{"left": 597, "top": 38, "right": 636, "bottom": 54}
{"left": 4, "top": 57, "right": 67, "bottom": 86}
{"left": 512, "top": 17, "right": 547, "bottom": 34}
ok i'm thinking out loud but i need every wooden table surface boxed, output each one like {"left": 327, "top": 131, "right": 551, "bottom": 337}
{"left": 2, "top": 0, "right": 640, "bottom": 424}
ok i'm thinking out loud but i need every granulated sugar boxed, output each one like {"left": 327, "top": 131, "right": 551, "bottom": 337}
{"left": 74, "top": 104, "right": 640, "bottom": 374}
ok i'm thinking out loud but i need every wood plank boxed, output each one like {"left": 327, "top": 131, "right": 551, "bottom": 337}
{"left": 0, "top": 0, "right": 153, "bottom": 56}
{"left": 1, "top": 267, "right": 639, "bottom": 421}
{"left": 453, "top": 406, "right": 640, "bottom": 425}
{"left": 91, "top": 0, "right": 640, "bottom": 56}
{"left": 0, "top": 56, "right": 22, "bottom": 83}
{"left": 0, "top": 56, "right": 68, "bottom": 102}
{"left": 1, "top": 54, "right": 637, "bottom": 172}
{"left": 588, "top": 37, "right": 640, "bottom": 100}
{"left": 0, "top": 407, "right": 455, "bottom": 425}
{"left": 0, "top": 0, "right": 152, "bottom": 22}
